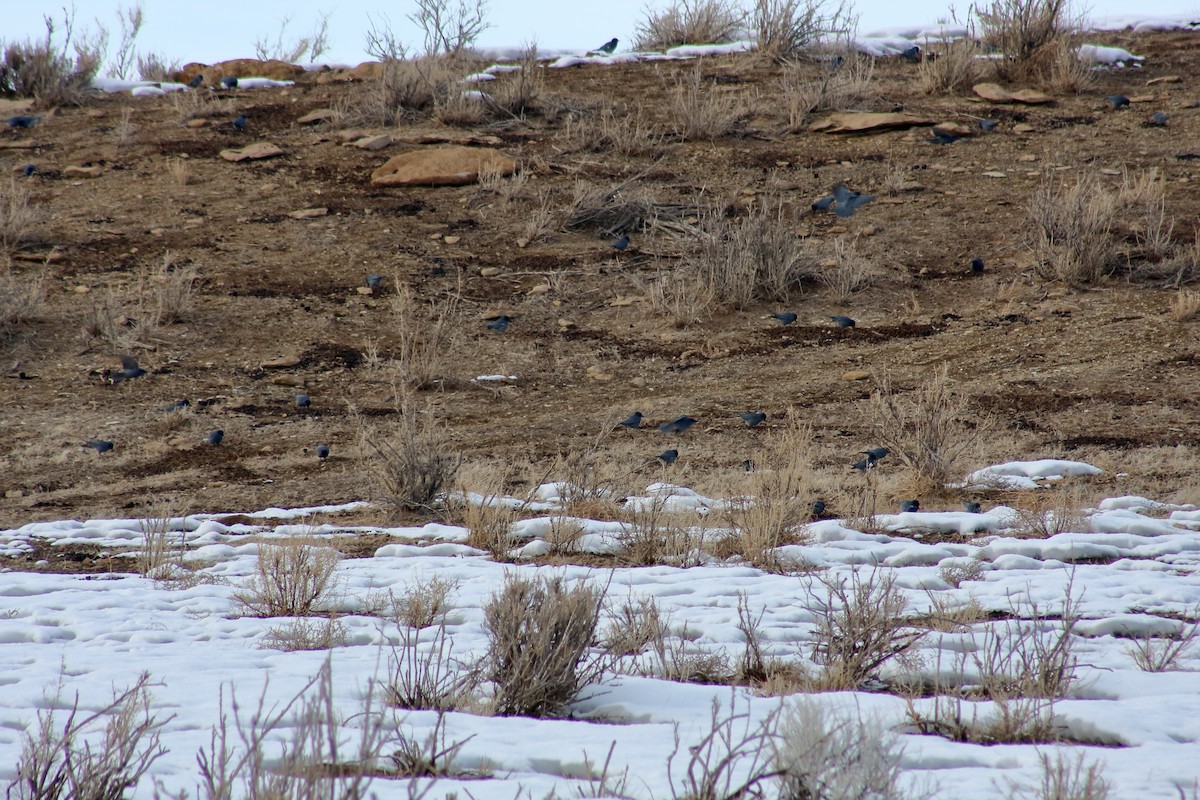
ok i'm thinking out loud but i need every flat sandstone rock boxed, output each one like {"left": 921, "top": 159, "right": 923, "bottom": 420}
{"left": 370, "top": 146, "right": 516, "bottom": 187}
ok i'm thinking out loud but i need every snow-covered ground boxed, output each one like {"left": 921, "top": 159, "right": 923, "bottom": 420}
{"left": 2, "top": 458, "right": 1199, "bottom": 798}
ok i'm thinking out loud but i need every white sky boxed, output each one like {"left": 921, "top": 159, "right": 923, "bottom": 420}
{"left": 3, "top": 1, "right": 1196, "bottom": 68}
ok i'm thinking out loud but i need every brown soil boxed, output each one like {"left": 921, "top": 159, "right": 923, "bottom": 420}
{"left": 3, "top": 30, "right": 1199, "bottom": 527}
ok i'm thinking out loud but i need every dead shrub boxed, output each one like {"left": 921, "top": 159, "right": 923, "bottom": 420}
{"left": 407, "top": 0, "right": 491, "bottom": 57}
{"left": 136, "top": 252, "right": 198, "bottom": 326}
{"left": 387, "top": 621, "right": 476, "bottom": 710}
{"left": 977, "top": 0, "right": 1074, "bottom": 84}
{"left": 359, "top": 400, "right": 461, "bottom": 514}
{"left": 485, "top": 45, "right": 543, "bottom": 117}
{"left": 1044, "top": 36, "right": 1094, "bottom": 93}
{"left": 389, "top": 573, "right": 459, "bottom": 628}
{"left": 1004, "top": 749, "right": 1111, "bottom": 800}
{"left": 0, "top": 10, "right": 104, "bottom": 105}
{"left": 906, "top": 585, "right": 1081, "bottom": 744}
{"left": 779, "top": 53, "right": 876, "bottom": 129}
{"left": 753, "top": 0, "right": 856, "bottom": 62}
{"left": 667, "top": 697, "right": 780, "bottom": 800}
{"left": 136, "top": 501, "right": 186, "bottom": 579}
{"left": 1, "top": 178, "right": 43, "bottom": 253}
{"left": 10, "top": 672, "right": 169, "bottom": 800}
{"left": 817, "top": 236, "right": 877, "bottom": 301}
{"left": 434, "top": 88, "right": 487, "bottom": 125}
{"left": 390, "top": 709, "right": 478, "bottom": 778}
{"left": 482, "top": 573, "right": 607, "bottom": 716}
{"left": 686, "top": 199, "right": 820, "bottom": 311}
{"left": 669, "top": 64, "right": 750, "bottom": 140}
{"left": 135, "top": 51, "right": 179, "bottom": 82}
{"left": 452, "top": 464, "right": 518, "bottom": 559}
{"left": 114, "top": 107, "right": 136, "bottom": 147}
{"left": 870, "top": 367, "right": 981, "bottom": 493}
{"left": 805, "top": 568, "right": 924, "bottom": 689}
{"left": 388, "top": 286, "right": 458, "bottom": 391}
{"left": 604, "top": 595, "right": 669, "bottom": 659}
{"left": 618, "top": 490, "right": 708, "bottom": 566}
{"left": 345, "top": 56, "right": 459, "bottom": 125}
{"left": 634, "top": 0, "right": 747, "bottom": 50}
{"left": 234, "top": 537, "right": 341, "bottom": 617}
{"left": 919, "top": 37, "right": 985, "bottom": 94}
{"left": 253, "top": 11, "right": 332, "bottom": 63}
{"left": 1008, "top": 486, "right": 1088, "bottom": 538}
{"left": 166, "top": 157, "right": 191, "bottom": 187}
{"left": 649, "top": 624, "right": 733, "bottom": 683}
{"left": 641, "top": 265, "right": 719, "bottom": 328}
{"left": 1125, "top": 612, "right": 1199, "bottom": 672}
{"left": 521, "top": 186, "right": 562, "bottom": 243}
{"left": 721, "top": 421, "right": 817, "bottom": 570}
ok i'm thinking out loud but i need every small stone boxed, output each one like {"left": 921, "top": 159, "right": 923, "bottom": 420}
{"left": 443, "top": 235, "right": 461, "bottom": 244}
{"left": 516, "top": 237, "right": 530, "bottom": 248}
{"left": 840, "top": 369, "right": 871, "bottom": 381}
{"left": 1018, "top": 154, "right": 1038, "bottom": 162}
{"left": 527, "top": 284, "right": 550, "bottom": 296}
{"left": 1147, "top": 75, "right": 1181, "bottom": 85}
{"left": 186, "top": 118, "right": 208, "bottom": 128}
{"left": 1013, "top": 123, "right": 1035, "bottom": 133}
{"left": 356, "top": 286, "right": 373, "bottom": 295}
{"left": 630, "top": 376, "right": 647, "bottom": 388}
{"left": 288, "top": 207, "right": 328, "bottom": 219}
{"left": 63, "top": 165, "right": 103, "bottom": 178}
{"left": 557, "top": 318, "right": 576, "bottom": 329}
{"left": 351, "top": 134, "right": 394, "bottom": 150}
{"left": 298, "top": 108, "right": 338, "bottom": 124}
{"left": 262, "top": 354, "right": 302, "bottom": 369}
{"left": 269, "top": 375, "right": 307, "bottom": 387}
{"left": 982, "top": 171, "right": 1006, "bottom": 178}
{"left": 480, "top": 267, "right": 501, "bottom": 277}
{"left": 74, "top": 285, "right": 90, "bottom": 294}
{"left": 220, "top": 142, "right": 285, "bottom": 162}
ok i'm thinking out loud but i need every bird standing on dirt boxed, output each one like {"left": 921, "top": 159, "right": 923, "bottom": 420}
{"left": 206, "top": 430, "right": 224, "bottom": 446}
{"left": 900, "top": 45, "right": 921, "bottom": 63}
{"left": 85, "top": 439, "right": 114, "bottom": 453}
{"left": 656, "top": 449, "right": 678, "bottom": 465}
{"left": 970, "top": 257, "right": 985, "bottom": 274}
{"left": 594, "top": 38, "right": 618, "bottom": 55}
{"left": 771, "top": 312, "right": 798, "bottom": 325}
{"left": 830, "top": 315, "right": 856, "bottom": 328}
{"left": 295, "top": 394, "right": 310, "bottom": 408}
{"left": 486, "top": 315, "right": 512, "bottom": 332}
{"left": 5, "top": 116, "right": 41, "bottom": 130}
{"left": 963, "top": 501, "right": 982, "bottom": 513}
{"left": 316, "top": 444, "right": 330, "bottom": 460}
{"left": 738, "top": 411, "right": 766, "bottom": 428}
{"left": 900, "top": 500, "right": 920, "bottom": 512}
{"left": 1149, "top": 111, "right": 1169, "bottom": 127}
{"left": 979, "top": 118, "right": 998, "bottom": 132}
{"left": 658, "top": 416, "right": 697, "bottom": 434}
{"left": 187, "top": 74, "right": 203, "bottom": 88}
{"left": 929, "top": 129, "right": 963, "bottom": 145}
{"left": 221, "top": 76, "right": 239, "bottom": 89}
{"left": 232, "top": 115, "right": 247, "bottom": 131}
{"left": 365, "top": 274, "right": 383, "bottom": 290}
{"left": 610, "top": 234, "right": 630, "bottom": 251}
{"left": 619, "top": 411, "right": 644, "bottom": 429}
{"left": 1107, "top": 94, "right": 1129, "bottom": 109}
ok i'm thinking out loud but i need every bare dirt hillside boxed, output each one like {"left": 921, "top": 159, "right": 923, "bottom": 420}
{"left": 2, "top": 30, "right": 1198, "bottom": 530}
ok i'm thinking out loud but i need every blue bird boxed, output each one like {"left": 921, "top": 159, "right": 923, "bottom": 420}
{"left": 22, "top": 164, "right": 36, "bottom": 177}
{"left": 979, "top": 118, "right": 999, "bottom": 132}
{"left": 486, "top": 315, "right": 511, "bottom": 332}
{"left": 295, "top": 394, "right": 311, "bottom": 408}
{"left": 1149, "top": 111, "right": 1169, "bottom": 127}
{"left": 85, "top": 439, "right": 114, "bottom": 453}
{"left": 1107, "top": 94, "right": 1129, "bottom": 109}
{"left": 929, "top": 129, "right": 963, "bottom": 145}
{"left": 861, "top": 446, "right": 889, "bottom": 461}
{"left": 830, "top": 315, "right": 855, "bottom": 328}
{"left": 851, "top": 458, "right": 874, "bottom": 471}
{"left": 963, "top": 500, "right": 981, "bottom": 513}
{"left": 772, "top": 312, "right": 798, "bottom": 325}
{"left": 822, "top": 55, "right": 844, "bottom": 73}
{"left": 657, "top": 415, "right": 696, "bottom": 434}
{"left": 232, "top": 115, "right": 247, "bottom": 131}
{"left": 811, "top": 195, "right": 836, "bottom": 212}
{"left": 899, "top": 45, "right": 921, "bottom": 63}
{"left": 900, "top": 499, "right": 920, "bottom": 513}
{"left": 221, "top": 76, "right": 239, "bottom": 89}
{"left": 738, "top": 411, "right": 766, "bottom": 428}
{"left": 656, "top": 448, "right": 678, "bottom": 465}
{"left": 832, "top": 185, "right": 875, "bottom": 217}
{"left": 594, "top": 38, "right": 618, "bottom": 55}
{"left": 113, "top": 355, "right": 146, "bottom": 382}
{"left": 187, "top": 74, "right": 203, "bottom": 88}
{"left": 619, "top": 411, "right": 644, "bottom": 429}
{"left": 365, "top": 274, "right": 383, "bottom": 289}
{"left": 810, "top": 500, "right": 826, "bottom": 517}
{"left": 610, "top": 234, "right": 630, "bottom": 251}
{"left": 206, "top": 430, "right": 224, "bottom": 446}
{"left": 5, "top": 116, "right": 40, "bottom": 130}
{"left": 316, "top": 444, "right": 330, "bottom": 460}
{"left": 160, "top": 398, "right": 190, "bottom": 412}
{"left": 970, "top": 257, "right": 985, "bottom": 273}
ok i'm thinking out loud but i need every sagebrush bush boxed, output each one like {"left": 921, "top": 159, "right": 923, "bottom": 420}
{"left": 360, "top": 399, "right": 461, "bottom": 513}
{"left": 0, "top": 270, "right": 45, "bottom": 343}
{"left": 753, "top": 0, "right": 855, "bottom": 61}
{"left": 634, "top": 0, "right": 747, "bottom": 50}
{"left": 483, "top": 573, "right": 606, "bottom": 716}
{"left": 234, "top": 538, "right": 341, "bottom": 617}
{"left": 0, "top": 13, "right": 103, "bottom": 105}
{"left": 977, "top": 0, "right": 1073, "bottom": 84}
{"left": 669, "top": 64, "right": 750, "bottom": 140}
{"left": 1, "top": 178, "right": 42, "bottom": 253}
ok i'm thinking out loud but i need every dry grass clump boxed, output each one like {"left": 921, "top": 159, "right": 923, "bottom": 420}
{"left": 387, "top": 621, "right": 477, "bottom": 710}
{"left": 389, "top": 573, "right": 459, "bottom": 628}
{"left": 1, "top": 178, "right": 43, "bottom": 254}
{"left": 1125, "top": 612, "right": 1199, "bottom": 672}
{"left": 452, "top": 464, "right": 519, "bottom": 558}
{"left": 0, "top": 11, "right": 103, "bottom": 105}
{"left": 1003, "top": 750, "right": 1111, "bottom": 800}
{"left": 817, "top": 236, "right": 878, "bottom": 301}
{"left": 562, "top": 106, "right": 670, "bottom": 159}
{"left": 10, "top": 672, "right": 168, "bottom": 800}
{"left": 485, "top": 46, "right": 543, "bottom": 117}
{"left": 234, "top": 537, "right": 341, "bottom": 617}
{"left": 0, "top": 270, "right": 46, "bottom": 343}
{"left": 135, "top": 252, "right": 199, "bottom": 326}
{"left": 359, "top": 400, "right": 461, "bottom": 514}
{"left": 684, "top": 199, "right": 820, "bottom": 312}
{"left": 604, "top": 595, "right": 669, "bottom": 658}
{"left": 482, "top": 573, "right": 607, "bottom": 716}
{"left": 618, "top": 491, "right": 709, "bottom": 566}
{"left": 721, "top": 421, "right": 818, "bottom": 570}
{"left": 649, "top": 623, "right": 733, "bottom": 683}
{"left": 753, "top": 0, "right": 856, "bottom": 62}
{"left": 870, "top": 367, "right": 981, "bottom": 493}
{"left": 976, "top": 0, "right": 1075, "bottom": 84}
{"left": 1169, "top": 288, "right": 1200, "bottom": 322}
{"left": 136, "top": 501, "right": 187, "bottom": 579}
{"left": 1008, "top": 486, "right": 1089, "bottom": 538}
{"left": 434, "top": 89, "right": 488, "bottom": 126}
{"left": 634, "top": 0, "right": 747, "bottom": 50}
{"left": 669, "top": 64, "right": 751, "bottom": 140}
{"left": 919, "top": 37, "right": 985, "bottom": 94}
{"left": 166, "top": 157, "right": 191, "bottom": 187}
{"left": 805, "top": 568, "right": 925, "bottom": 689}
{"left": 345, "top": 57, "right": 461, "bottom": 126}
{"left": 260, "top": 616, "right": 349, "bottom": 651}
{"left": 388, "top": 285, "right": 458, "bottom": 391}
{"left": 779, "top": 54, "right": 876, "bottom": 129}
